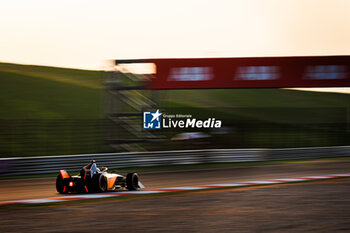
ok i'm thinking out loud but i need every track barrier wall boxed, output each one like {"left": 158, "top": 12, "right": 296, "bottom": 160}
{"left": 1, "top": 146, "right": 350, "bottom": 176}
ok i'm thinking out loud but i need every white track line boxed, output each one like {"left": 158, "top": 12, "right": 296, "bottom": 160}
{"left": 1, "top": 173, "right": 349, "bottom": 206}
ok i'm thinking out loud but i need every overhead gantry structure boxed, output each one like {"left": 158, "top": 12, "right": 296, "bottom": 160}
{"left": 106, "top": 56, "right": 350, "bottom": 151}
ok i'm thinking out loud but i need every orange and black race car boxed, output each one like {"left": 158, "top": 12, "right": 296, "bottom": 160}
{"left": 56, "top": 160, "right": 144, "bottom": 194}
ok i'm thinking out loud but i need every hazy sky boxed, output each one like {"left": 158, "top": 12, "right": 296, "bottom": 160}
{"left": 0, "top": 0, "right": 349, "bottom": 70}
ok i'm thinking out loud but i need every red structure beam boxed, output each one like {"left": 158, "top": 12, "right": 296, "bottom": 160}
{"left": 116, "top": 56, "right": 350, "bottom": 89}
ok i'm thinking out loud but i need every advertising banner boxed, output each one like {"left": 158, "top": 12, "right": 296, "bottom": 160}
{"left": 148, "top": 56, "right": 350, "bottom": 89}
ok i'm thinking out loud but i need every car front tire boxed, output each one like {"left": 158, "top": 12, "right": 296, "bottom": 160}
{"left": 126, "top": 173, "right": 139, "bottom": 191}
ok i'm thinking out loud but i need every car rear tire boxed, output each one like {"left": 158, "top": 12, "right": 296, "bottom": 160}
{"left": 56, "top": 174, "right": 67, "bottom": 194}
{"left": 98, "top": 175, "right": 108, "bottom": 192}
{"left": 126, "top": 173, "right": 139, "bottom": 191}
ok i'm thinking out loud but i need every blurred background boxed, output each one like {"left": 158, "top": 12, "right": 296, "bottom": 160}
{"left": 0, "top": 62, "right": 349, "bottom": 157}
{"left": 0, "top": 0, "right": 349, "bottom": 159}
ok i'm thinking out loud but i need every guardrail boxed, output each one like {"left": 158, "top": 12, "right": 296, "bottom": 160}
{"left": 264, "top": 146, "right": 350, "bottom": 160}
{"left": 1, "top": 146, "right": 349, "bottom": 176}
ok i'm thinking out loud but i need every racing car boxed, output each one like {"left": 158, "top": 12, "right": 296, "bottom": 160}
{"left": 56, "top": 160, "right": 144, "bottom": 194}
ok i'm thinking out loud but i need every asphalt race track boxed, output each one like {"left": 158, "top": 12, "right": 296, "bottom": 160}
{"left": 1, "top": 160, "right": 350, "bottom": 232}
{"left": 1, "top": 177, "right": 350, "bottom": 232}
{"left": 0, "top": 159, "right": 349, "bottom": 202}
